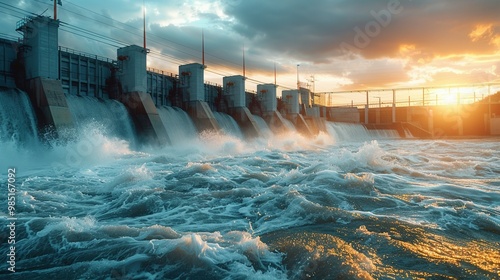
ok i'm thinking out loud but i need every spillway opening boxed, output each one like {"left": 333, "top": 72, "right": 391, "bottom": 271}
{"left": 0, "top": 88, "right": 39, "bottom": 147}
{"left": 66, "top": 94, "right": 138, "bottom": 148}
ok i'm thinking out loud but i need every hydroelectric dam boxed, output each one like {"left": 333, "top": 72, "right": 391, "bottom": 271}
{"left": 1, "top": 15, "right": 499, "bottom": 148}
{"left": 2, "top": 15, "right": 500, "bottom": 280}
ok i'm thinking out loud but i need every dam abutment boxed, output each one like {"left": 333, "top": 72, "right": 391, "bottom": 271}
{"left": 116, "top": 45, "right": 170, "bottom": 146}
{"left": 15, "top": 16, "right": 74, "bottom": 137}
{"left": 26, "top": 77, "right": 74, "bottom": 137}
{"left": 4, "top": 15, "right": 498, "bottom": 144}
{"left": 179, "top": 63, "right": 221, "bottom": 133}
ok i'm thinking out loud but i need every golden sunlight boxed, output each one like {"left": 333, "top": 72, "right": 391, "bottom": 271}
{"left": 469, "top": 24, "right": 493, "bottom": 42}
{"left": 439, "top": 89, "right": 458, "bottom": 105}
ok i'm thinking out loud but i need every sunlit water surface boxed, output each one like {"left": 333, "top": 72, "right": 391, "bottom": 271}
{"left": 1, "top": 90, "right": 499, "bottom": 279}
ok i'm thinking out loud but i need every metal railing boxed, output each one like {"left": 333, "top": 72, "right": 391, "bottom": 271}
{"left": 314, "top": 83, "right": 500, "bottom": 108}
{"left": 147, "top": 67, "right": 176, "bottom": 77}
{"left": 59, "top": 46, "right": 115, "bottom": 63}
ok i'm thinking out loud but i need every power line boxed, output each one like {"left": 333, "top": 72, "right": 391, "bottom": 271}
{"left": 59, "top": 24, "right": 126, "bottom": 47}
{"left": 0, "top": 1, "right": 37, "bottom": 17}
{"left": 1, "top": 0, "right": 297, "bottom": 90}
{"left": 62, "top": 1, "right": 202, "bottom": 58}
{"left": 59, "top": 1, "right": 246, "bottom": 77}
{"left": 62, "top": 0, "right": 245, "bottom": 68}
{"left": 59, "top": 28, "right": 123, "bottom": 49}
{"left": 59, "top": 0, "right": 293, "bottom": 88}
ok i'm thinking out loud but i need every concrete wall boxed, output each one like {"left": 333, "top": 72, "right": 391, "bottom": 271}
{"left": 282, "top": 89, "right": 300, "bottom": 114}
{"left": 300, "top": 87, "right": 312, "bottom": 108}
{"left": 28, "top": 78, "right": 74, "bottom": 136}
{"left": 204, "top": 82, "right": 223, "bottom": 111}
{"left": 147, "top": 70, "right": 177, "bottom": 106}
{"left": 59, "top": 48, "right": 113, "bottom": 98}
{"left": 304, "top": 106, "right": 320, "bottom": 118}
{"left": 257, "top": 84, "right": 277, "bottom": 112}
{"left": 117, "top": 45, "right": 147, "bottom": 93}
{"left": 327, "top": 107, "right": 360, "bottom": 123}
{"left": 179, "top": 63, "right": 205, "bottom": 102}
{"left": 223, "top": 75, "right": 246, "bottom": 108}
{"left": 19, "top": 16, "right": 59, "bottom": 80}
{"left": 490, "top": 118, "right": 500, "bottom": 135}
{"left": 0, "top": 38, "right": 17, "bottom": 88}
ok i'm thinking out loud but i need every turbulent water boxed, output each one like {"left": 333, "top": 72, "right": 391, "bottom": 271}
{"left": 66, "top": 94, "right": 137, "bottom": 148}
{"left": 1, "top": 92, "right": 499, "bottom": 280}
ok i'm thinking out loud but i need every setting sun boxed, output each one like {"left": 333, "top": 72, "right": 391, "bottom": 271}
{"left": 1, "top": 1, "right": 500, "bottom": 279}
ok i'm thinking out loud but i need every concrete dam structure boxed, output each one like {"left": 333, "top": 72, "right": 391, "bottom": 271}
{"left": 2, "top": 15, "right": 374, "bottom": 146}
{"left": 3, "top": 6, "right": 500, "bottom": 280}
{"left": 6, "top": 15, "right": 496, "bottom": 143}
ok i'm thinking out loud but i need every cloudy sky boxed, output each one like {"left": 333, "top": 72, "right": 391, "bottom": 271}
{"left": 1, "top": 0, "right": 500, "bottom": 95}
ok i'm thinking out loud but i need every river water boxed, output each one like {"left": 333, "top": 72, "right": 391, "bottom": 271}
{"left": 1, "top": 90, "right": 499, "bottom": 279}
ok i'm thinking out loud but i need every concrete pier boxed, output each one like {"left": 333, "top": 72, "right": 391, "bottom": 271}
{"left": 282, "top": 89, "right": 315, "bottom": 136}
{"left": 28, "top": 78, "right": 73, "bottom": 136}
{"left": 18, "top": 16, "right": 59, "bottom": 80}
{"left": 304, "top": 115, "right": 326, "bottom": 135}
{"left": 230, "top": 106, "right": 262, "bottom": 138}
{"left": 289, "top": 113, "right": 315, "bottom": 136}
{"left": 262, "top": 110, "right": 290, "bottom": 134}
{"left": 16, "top": 16, "right": 74, "bottom": 136}
{"left": 117, "top": 45, "right": 169, "bottom": 145}
{"left": 257, "top": 84, "right": 290, "bottom": 134}
{"left": 120, "top": 91, "right": 170, "bottom": 145}
{"left": 187, "top": 100, "right": 221, "bottom": 132}
{"left": 180, "top": 63, "right": 220, "bottom": 132}
{"left": 223, "top": 75, "right": 261, "bottom": 137}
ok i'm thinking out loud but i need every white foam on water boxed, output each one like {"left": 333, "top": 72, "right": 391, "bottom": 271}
{"left": 66, "top": 94, "right": 137, "bottom": 147}
{"left": 146, "top": 231, "right": 287, "bottom": 279}
{"left": 46, "top": 123, "right": 137, "bottom": 174}
{"left": 4, "top": 91, "right": 500, "bottom": 278}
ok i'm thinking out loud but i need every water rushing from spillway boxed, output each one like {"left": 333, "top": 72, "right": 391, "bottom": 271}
{"left": 66, "top": 94, "right": 138, "bottom": 148}
{"left": 1, "top": 90, "right": 499, "bottom": 279}
{"left": 0, "top": 89, "right": 38, "bottom": 146}
{"left": 214, "top": 111, "right": 244, "bottom": 138}
{"left": 253, "top": 114, "right": 273, "bottom": 138}
{"left": 157, "top": 106, "right": 198, "bottom": 145}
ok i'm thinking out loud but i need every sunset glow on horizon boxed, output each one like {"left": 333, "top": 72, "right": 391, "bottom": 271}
{"left": 1, "top": 0, "right": 499, "bottom": 96}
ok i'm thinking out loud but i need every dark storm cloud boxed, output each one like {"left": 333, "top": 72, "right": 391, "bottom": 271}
{"left": 223, "top": 0, "right": 500, "bottom": 63}
{"left": 146, "top": 22, "right": 264, "bottom": 77}
{"left": 224, "top": 0, "right": 364, "bottom": 63}
{"left": 3, "top": 0, "right": 498, "bottom": 89}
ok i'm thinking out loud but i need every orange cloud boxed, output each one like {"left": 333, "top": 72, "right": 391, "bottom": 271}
{"left": 469, "top": 24, "right": 493, "bottom": 42}
{"left": 468, "top": 23, "right": 500, "bottom": 50}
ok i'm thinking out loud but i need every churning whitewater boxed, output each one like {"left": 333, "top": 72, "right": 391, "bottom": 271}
{"left": 1, "top": 90, "right": 499, "bottom": 279}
